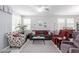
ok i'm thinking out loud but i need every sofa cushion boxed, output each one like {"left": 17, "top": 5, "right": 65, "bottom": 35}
{"left": 36, "top": 31, "right": 39, "bottom": 35}
{"left": 33, "top": 30, "right": 49, "bottom": 36}
{"left": 13, "top": 34, "right": 19, "bottom": 37}
{"left": 12, "top": 32, "right": 20, "bottom": 37}
{"left": 44, "top": 31, "right": 48, "bottom": 35}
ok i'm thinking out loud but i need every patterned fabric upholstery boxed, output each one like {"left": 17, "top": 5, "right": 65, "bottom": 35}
{"left": 60, "top": 34, "right": 79, "bottom": 53}
{"left": 7, "top": 32, "right": 25, "bottom": 48}
{"left": 72, "top": 31, "right": 79, "bottom": 39}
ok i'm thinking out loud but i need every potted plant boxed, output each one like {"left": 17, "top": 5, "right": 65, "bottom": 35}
{"left": 15, "top": 24, "right": 27, "bottom": 34}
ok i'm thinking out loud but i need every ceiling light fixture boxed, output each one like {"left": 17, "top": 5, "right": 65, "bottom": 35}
{"left": 37, "top": 6, "right": 49, "bottom": 12}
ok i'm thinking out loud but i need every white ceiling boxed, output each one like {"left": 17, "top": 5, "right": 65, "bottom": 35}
{"left": 10, "top": 5, "right": 79, "bottom": 16}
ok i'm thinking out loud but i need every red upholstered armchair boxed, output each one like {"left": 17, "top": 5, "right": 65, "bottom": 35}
{"left": 52, "top": 29, "right": 69, "bottom": 45}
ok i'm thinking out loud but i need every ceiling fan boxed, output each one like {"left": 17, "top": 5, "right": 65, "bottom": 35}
{"left": 36, "top": 5, "right": 50, "bottom": 12}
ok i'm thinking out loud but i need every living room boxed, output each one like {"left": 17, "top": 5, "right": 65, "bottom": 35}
{"left": 1, "top": 5, "right": 79, "bottom": 53}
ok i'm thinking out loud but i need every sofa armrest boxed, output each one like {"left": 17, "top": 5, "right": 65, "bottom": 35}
{"left": 61, "top": 41, "right": 73, "bottom": 45}
{"left": 69, "top": 48, "right": 79, "bottom": 53}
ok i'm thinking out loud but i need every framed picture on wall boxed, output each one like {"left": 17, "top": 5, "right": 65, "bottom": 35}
{"left": 0, "top": 5, "right": 3, "bottom": 11}
{"left": 44, "top": 25, "right": 47, "bottom": 27}
{"left": 39, "top": 23, "right": 42, "bottom": 26}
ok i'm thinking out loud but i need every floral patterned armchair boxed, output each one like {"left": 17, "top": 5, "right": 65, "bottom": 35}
{"left": 7, "top": 32, "right": 25, "bottom": 48}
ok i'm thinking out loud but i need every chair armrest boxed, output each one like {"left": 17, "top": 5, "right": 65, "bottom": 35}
{"left": 20, "top": 34, "right": 24, "bottom": 38}
{"left": 69, "top": 48, "right": 79, "bottom": 53}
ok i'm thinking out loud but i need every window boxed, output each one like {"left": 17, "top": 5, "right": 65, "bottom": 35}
{"left": 23, "top": 18, "right": 31, "bottom": 30}
{"left": 57, "top": 18, "right": 75, "bottom": 31}
{"left": 57, "top": 18, "right": 65, "bottom": 30}
{"left": 66, "top": 18, "right": 75, "bottom": 29}
{"left": 12, "top": 14, "right": 21, "bottom": 31}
